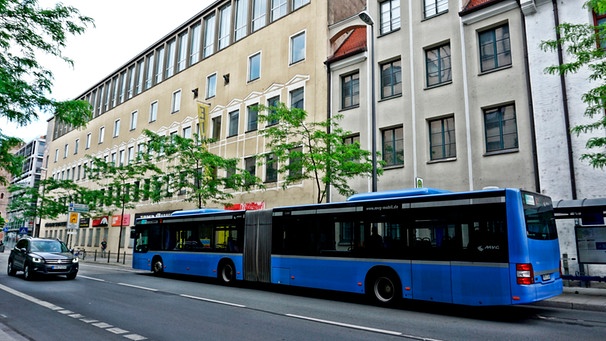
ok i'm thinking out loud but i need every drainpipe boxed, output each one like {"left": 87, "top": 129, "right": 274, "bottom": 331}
{"left": 326, "top": 62, "right": 332, "bottom": 203}
{"left": 551, "top": 0, "right": 578, "bottom": 200}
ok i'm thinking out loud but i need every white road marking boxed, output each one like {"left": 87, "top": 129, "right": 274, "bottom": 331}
{"left": 286, "top": 313, "right": 402, "bottom": 336}
{"left": 0, "top": 283, "right": 147, "bottom": 340}
{"left": 79, "top": 275, "right": 106, "bottom": 282}
{"left": 118, "top": 283, "right": 158, "bottom": 292}
{"left": 180, "top": 294, "right": 247, "bottom": 308}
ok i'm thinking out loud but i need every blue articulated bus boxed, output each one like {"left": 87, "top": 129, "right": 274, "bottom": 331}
{"left": 132, "top": 188, "right": 563, "bottom": 306}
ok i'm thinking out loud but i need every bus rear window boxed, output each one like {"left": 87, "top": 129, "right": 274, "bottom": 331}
{"left": 522, "top": 192, "right": 558, "bottom": 240}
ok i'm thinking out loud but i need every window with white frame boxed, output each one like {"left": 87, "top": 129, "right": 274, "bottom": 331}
{"left": 203, "top": 14, "right": 216, "bottom": 58}
{"left": 177, "top": 31, "right": 188, "bottom": 72}
{"left": 218, "top": 4, "right": 232, "bottom": 50}
{"left": 290, "top": 31, "right": 306, "bottom": 64}
{"left": 252, "top": 0, "right": 267, "bottom": 32}
{"left": 249, "top": 52, "right": 261, "bottom": 81}
{"left": 99, "top": 126, "right": 105, "bottom": 144}
{"left": 150, "top": 101, "right": 158, "bottom": 122}
{"left": 113, "top": 119, "right": 120, "bottom": 137}
{"left": 63, "top": 144, "right": 69, "bottom": 158}
{"left": 166, "top": 39, "right": 176, "bottom": 78}
{"left": 172, "top": 90, "right": 182, "bottom": 113}
{"left": 206, "top": 73, "right": 217, "bottom": 98}
{"left": 247, "top": 105, "right": 258, "bottom": 131}
{"left": 130, "top": 111, "right": 138, "bottom": 130}
{"left": 292, "top": 0, "right": 310, "bottom": 11}
{"left": 183, "top": 126, "right": 192, "bottom": 139}
{"left": 265, "top": 153, "right": 277, "bottom": 183}
{"left": 86, "top": 133, "right": 91, "bottom": 149}
{"left": 271, "top": 0, "right": 287, "bottom": 21}
{"left": 380, "top": 0, "right": 401, "bottom": 35}
{"left": 228, "top": 110, "right": 239, "bottom": 137}
{"left": 74, "top": 139, "right": 79, "bottom": 155}
{"left": 424, "top": 0, "right": 448, "bottom": 19}
{"left": 235, "top": 0, "right": 248, "bottom": 41}
{"left": 212, "top": 116, "right": 222, "bottom": 140}
{"left": 290, "top": 87, "right": 304, "bottom": 109}
{"left": 128, "top": 146, "right": 134, "bottom": 163}
{"left": 155, "top": 46, "right": 165, "bottom": 83}
{"left": 136, "top": 60, "right": 144, "bottom": 95}
{"left": 145, "top": 53, "right": 154, "bottom": 90}
{"left": 190, "top": 23, "right": 201, "bottom": 64}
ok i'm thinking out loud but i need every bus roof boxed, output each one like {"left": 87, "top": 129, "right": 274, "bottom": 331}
{"left": 346, "top": 188, "right": 452, "bottom": 202}
{"left": 170, "top": 208, "right": 230, "bottom": 217}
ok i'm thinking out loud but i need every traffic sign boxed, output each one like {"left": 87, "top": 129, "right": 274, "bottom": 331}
{"left": 67, "top": 212, "right": 80, "bottom": 230}
{"left": 68, "top": 203, "right": 89, "bottom": 213}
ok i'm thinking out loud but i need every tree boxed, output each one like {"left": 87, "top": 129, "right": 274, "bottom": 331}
{"left": 8, "top": 177, "right": 89, "bottom": 236}
{"left": 0, "top": 0, "right": 94, "bottom": 180}
{"left": 85, "top": 153, "right": 162, "bottom": 262}
{"left": 143, "top": 130, "right": 262, "bottom": 208}
{"left": 258, "top": 104, "right": 380, "bottom": 204}
{"left": 541, "top": 0, "right": 606, "bottom": 168}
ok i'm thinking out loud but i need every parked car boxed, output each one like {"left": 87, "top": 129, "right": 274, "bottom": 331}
{"left": 7, "top": 237, "right": 78, "bottom": 280}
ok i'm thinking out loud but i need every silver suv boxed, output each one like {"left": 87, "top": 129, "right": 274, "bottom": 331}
{"left": 7, "top": 238, "right": 78, "bottom": 280}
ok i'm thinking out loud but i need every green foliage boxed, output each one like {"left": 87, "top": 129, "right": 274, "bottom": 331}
{"left": 8, "top": 177, "right": 88, "bottom": 223}
{"left": 257, "top": 103, "right": 380, "bottom": 203}
{"left": 85, "top": 152, "right": 163, "bottom": 216}
{"left": 0, "top": 0, "right": 94, "bottom": 182}
{"left": 143, "top": 130, "right": 262, "bottom": 208}
{"left": 0, "top": 132, "right": 23, "bottom": 184}
{"left": 540, "top": 0, "right": 606, "bottom": 169}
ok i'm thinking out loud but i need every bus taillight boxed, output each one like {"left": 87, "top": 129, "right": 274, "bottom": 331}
{"left": 516, "top": 263, "right": 534, "bottom": 285}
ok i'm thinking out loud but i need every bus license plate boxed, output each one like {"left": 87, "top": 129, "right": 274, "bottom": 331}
{"left": 53, "top": 265, "right": 67, "bottom": 270}
{"left": 542, "top": 274, "right": 551, "bottom": 281}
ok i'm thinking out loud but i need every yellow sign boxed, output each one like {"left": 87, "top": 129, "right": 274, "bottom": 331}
{"left": 197, "top": 103, "right": 209, "bottom": 138}
{"left": 67, "top": 212, "right": 80, "bottom": 230}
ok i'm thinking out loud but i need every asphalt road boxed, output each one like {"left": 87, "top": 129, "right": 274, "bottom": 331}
{"left": 1, "top": 252, "right": 606, "bottom": 341}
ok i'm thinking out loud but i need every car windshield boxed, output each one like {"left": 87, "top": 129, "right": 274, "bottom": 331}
{"left": 30, "top": 240, "right": 68, "bottom": 253}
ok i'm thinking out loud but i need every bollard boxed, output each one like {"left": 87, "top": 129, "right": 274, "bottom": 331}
{"left": 94, "top": 249, "right": 97, "bottom": 262}
{"left": 107, "top": 250, "right": 111, "bottom": 263}
{"left": 123, "top": 251, "right": 126, "bottom": 265}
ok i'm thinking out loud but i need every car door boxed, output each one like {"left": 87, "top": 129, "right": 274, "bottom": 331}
{"left": 12, "top": 239, "right": 29, "bottom": 270}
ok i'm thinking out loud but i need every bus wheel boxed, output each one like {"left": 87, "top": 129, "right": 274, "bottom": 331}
{"left": 367, "top": 271, "right": 401, "bottom": 305}
{"left": 152, "top": 257, "right": 164, "bottom": 276}
{"left": 218, "top": 260, "right": 236, "bottom": 285}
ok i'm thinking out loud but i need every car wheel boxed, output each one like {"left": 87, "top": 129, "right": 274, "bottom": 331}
{"left": 23, "top": 263, "right": 35, "bottom": 281}
{"left": 152, "top": 257, "right": 164, "bottom": 276}
{"left": 7, "top": 260, "right": 16, "bottom": 276}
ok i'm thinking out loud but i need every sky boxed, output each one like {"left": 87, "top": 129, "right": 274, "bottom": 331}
{"left": 2, "top": 0, "right": 213, "bottom": 141}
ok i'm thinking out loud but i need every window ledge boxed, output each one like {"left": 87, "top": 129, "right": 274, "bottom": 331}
{"left": 484, "top": 148, "right": 518, "bottom": 157}
{"left": 427, "top": 157, "right": 457, "bottom": 164}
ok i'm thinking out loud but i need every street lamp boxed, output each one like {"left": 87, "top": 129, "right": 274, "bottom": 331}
{"left": 359, "top": 11, "right": 378, "bottom": 192}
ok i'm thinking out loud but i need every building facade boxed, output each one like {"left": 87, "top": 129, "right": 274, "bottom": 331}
{"left": 42, "top": 0, "right": 604, "bottom": 278}
{"left": 5, "top": 136, "right": 46, "bottom": 238}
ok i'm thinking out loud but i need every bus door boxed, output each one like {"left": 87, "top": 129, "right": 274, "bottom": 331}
{"left": 410, "top": 224, "right": 453, "bottom": 303}
{"left": 243, "top": 210, "right": 272, "bottom": 283}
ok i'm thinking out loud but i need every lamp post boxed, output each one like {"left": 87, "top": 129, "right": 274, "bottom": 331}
{"left": 359, "top": 11, "right": 378, "bottom": 192}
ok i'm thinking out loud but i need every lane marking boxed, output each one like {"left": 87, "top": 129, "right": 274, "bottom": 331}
{"left": 118, "top": 283, "right": 158, "bottom": 292}
{"left": 0, "top": 283, "right": 147, "bottom": 340}
{"left": 79, "top": 275, "right": 106, "bottom": 282}
{"left": 286, "top": 313, "right": 402, "bottom": 336}
{"left": 180, "top": 294, "right": 246, "bottom": 308}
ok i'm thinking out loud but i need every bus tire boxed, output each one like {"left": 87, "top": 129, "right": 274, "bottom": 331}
{"left": 366, "top": 269, "right": 401, "bottom": 305}
{"left": 218, "top": 260, "right": 236, "bottom": 285}
{"left": 151, "top": 257, "right": 164, "bottom": 276}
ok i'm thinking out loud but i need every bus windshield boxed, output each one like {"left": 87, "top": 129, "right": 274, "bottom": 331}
{"left": 522, "top": 191, "right": 558, "bottom": 241}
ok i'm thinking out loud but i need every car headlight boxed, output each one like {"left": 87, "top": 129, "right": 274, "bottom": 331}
{"left": 72, "top": 257, "right": 79, "bottom": 263}
{"left": 31, "top": 257, "right": 44, "bottom": 263}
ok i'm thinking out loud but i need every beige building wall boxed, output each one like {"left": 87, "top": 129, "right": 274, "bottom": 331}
{"left": 42, "top": 1, "right": 328, "bottom": 253}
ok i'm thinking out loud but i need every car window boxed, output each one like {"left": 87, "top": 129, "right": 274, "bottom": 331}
{"left": 31, "top": 240, "right": 65, "bottom": 253}
{"left": 15, "top": 240, "right": 27, "bottom": 250}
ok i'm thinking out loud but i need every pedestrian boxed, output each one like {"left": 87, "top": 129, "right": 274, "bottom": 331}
{"left": 101, "top": 239, "right": 107, "bottom": 258}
